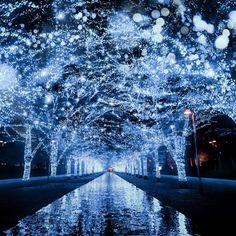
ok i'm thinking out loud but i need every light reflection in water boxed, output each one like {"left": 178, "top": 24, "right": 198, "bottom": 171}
{"left": 5, "top": 173, "right": 193, "bottom": 235}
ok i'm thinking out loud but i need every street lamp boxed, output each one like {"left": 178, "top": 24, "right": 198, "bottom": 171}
{"left": 184, "top": 109, "right": 203, "bottom": 194}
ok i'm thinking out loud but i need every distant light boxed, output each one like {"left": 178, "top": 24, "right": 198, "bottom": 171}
{"left": 184, "top": 109, "right": 193, "bottom": 116}
{"left": 0, "top": 140, "right": 7, "bottom": 146}
{"left": 45, "top": 94, "right": 53, "bottom": 104}
{"left": 83, "top": 16, "right": 88, "bottom": 22}
{"left": 198, "top": 34, "right": 207, "bottom": 46}
{"left": 167, "top": 53, "right": 176, "bottom": 64}
{"left": 209, "top": 140, "right": 217, "bottom": 144}
{"left": 34, "top": 120, "right": 40, "bottom": 125}
{"left": 91, "top": 13, "right": 96, "bottom": 19}
{"left": 205, "top": 68, "right": 215, "bottom": 78}
{"left": 80, "top": 76, "right": 86, "bottom": 82}
{"left": 40, "top": 69, "right": 49, "bottom": 77}
{"left": 75, "top": 12, "right": 83, "bottom": 20}
{"left": 56, "top": 12, "right": 65, "bottom": 20}
{"left": 78, "top": 25, "right": 83, "bottom": 30}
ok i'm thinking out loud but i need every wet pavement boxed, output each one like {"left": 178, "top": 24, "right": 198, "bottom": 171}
{"left": 5, "top": 173, "right": 195, "bottom": 235}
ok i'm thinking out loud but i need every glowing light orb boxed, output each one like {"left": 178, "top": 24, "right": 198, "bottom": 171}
{"left": 153, "top": 33, "right": 163, "bottom": 43}
{"left": 180, "top": 26, "right": 189, "bottom": 35}
{"left": 151, "top": 10, "right": 160, "bottom": 19}
{"left": 229, "top": 11, "right": 236, "bottom": 25}
{"left": 167, "top": 53, "right": 176, "bottom": 64}
{"left": 133, "top": 13, "right": 143, "bottom": 23}
{"left": 153, "top": 24, "right": 163, "bottom": 33}
{"left": 223, "top": 29, "right": 230, "bottom": 37}
{"left": 75, "top": 12, "right": 83, "bottom": 20}
{"left": 198, "top": 34, "right": 207, "bottom": 45}
{"left": 215, "top": 35, "right": 229, "bottom": 49}
{"left": 193, "top": 15, "right": 214, "bottom": 33}
{"left": 161, "top": 8, "right": 170, "bottom": 17}
{"left": 156, "top": 18, "right": 165, "bottom": 27}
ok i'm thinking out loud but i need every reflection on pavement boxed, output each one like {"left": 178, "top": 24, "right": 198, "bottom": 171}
{"left": 5, "top": 173, "right": 193, "bottom": 235}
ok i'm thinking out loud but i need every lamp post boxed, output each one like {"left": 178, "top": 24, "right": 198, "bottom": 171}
{"left": 184, "top": 109, "right": 203, "bottom": 194}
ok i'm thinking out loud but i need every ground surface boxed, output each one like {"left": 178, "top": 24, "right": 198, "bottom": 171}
{"left": 1, "top": 172, "right": 235, "bottom": 235}
{"left": 5, "top": 173, "right": 192, "bottom": 236}
{"left": 0, "top": 173, "right": 102, "bottom": 233}
{"left": 117, "top": 173, "right": 236, "bottom": 236}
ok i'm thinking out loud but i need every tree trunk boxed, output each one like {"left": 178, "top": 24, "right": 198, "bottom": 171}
{"left": 78, "top": 160, "right": 81, "bottom": 176}
{"left": 154, "top": 154, "right": 161, "bottom": 180}
{"left": 74, "top": 160, "right": 78, "bottom": 175}
{"left": 66, "top": 159, "right": 72, "bottom": 176}
{"left": 174, "top": 136, "right": 187, "bottom": 184}
{"left": 23, "top": 161, "right": 32, "bottom": 180}
{"left": 22, "top": 125, "right": 32, "bottom": 180}
{"left": 50, "top": 164, "right": 57, "bottom": 177}
{"left": 142, "top": 156, "right": 147, "bottom": 178}
{"left": 50, "top": 140, "right": 58, "bottom": 176}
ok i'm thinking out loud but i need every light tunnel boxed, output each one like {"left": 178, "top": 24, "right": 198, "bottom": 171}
{"left": 0, "top": 0, "right": 236, "bottom": 235}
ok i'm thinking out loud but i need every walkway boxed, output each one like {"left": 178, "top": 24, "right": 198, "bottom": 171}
{"left": 4, "top": 173, "right": 195, "bottom": 235}
{"left": 0, "top": 173, "right": 102, "bottom": 232}
{"left": 117, "top": 173, "right": 236, "bottom": 236}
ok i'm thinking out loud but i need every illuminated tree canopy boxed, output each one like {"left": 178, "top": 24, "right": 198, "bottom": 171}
{"left": 0, "top": 0, "right": 235, "bottom": 180}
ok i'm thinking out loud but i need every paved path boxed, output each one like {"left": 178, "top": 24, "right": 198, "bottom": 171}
{"left": 5, "top": 173, "right": 195, "bottom": 236}
{"left": 0, "top": 173, "right": 103, "bottom": 232}
{"left": 117, "top": 173, "right": 236, "bottom": 236}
